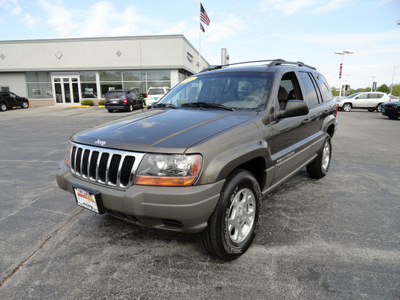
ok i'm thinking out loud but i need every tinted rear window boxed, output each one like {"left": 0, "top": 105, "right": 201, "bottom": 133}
{"left": 148, "top": 88, "right": 165, "bottom": 95}
{"left": 107, "top": 91, "right": 124, "bottom": 98}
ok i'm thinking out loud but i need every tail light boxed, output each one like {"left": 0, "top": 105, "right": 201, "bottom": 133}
{"left": 146, "top": 94, "right": 148, "bottom": 98}
{"left": 124, "top": 98, "right": 127, "bottom": 104}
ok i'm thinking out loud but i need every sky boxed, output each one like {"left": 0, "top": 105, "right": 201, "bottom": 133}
{"left": 0, "top": 0, "right": 399, "bottom": 89}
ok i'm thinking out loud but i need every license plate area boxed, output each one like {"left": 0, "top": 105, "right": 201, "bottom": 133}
{"left": 73, "top": 185, "right": 105, "bottom": 214}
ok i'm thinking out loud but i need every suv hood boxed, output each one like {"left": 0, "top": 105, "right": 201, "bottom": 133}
{"left": 72, "top": 109, "right": 257, "bottom": 153}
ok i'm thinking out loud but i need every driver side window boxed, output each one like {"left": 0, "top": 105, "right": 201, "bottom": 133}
{"left": 278, "top": 72, "right": 303, "bottom": 110}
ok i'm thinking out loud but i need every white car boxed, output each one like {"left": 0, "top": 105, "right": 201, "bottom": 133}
{"left": 336, "top": 92, "right": 390, "bottom": 112}
{"left": 146, "top": 87, "right": 171, "bottom": 108}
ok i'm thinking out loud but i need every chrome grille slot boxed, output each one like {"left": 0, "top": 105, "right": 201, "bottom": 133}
{"left": 69, "top": 142, "right": 144, "bottom": 188}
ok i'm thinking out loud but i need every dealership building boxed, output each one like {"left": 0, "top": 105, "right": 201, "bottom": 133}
{"left": 0, "top": 35, "right": 209, "bottom": 106}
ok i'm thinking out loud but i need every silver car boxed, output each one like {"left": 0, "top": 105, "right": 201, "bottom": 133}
{"left": 336, "top": 92, "right": 390, "bottom": 112}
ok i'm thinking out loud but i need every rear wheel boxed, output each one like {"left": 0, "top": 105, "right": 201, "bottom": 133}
{"left": 342, "top": 103, "right": 352, "bottom": 112}
{"left": 199, "top": 169, "right": 261, "bottom": 261}
{"left": 306, "top": 136, "right": 331, "bottom": 179}
{"left": 0, "top": 103, "right": 6, "bottom": 111}
{"left": 127, "top": 103, "right": 133, "bottom": 112}
{"left": 107, "top": 109, "right": 113, "bottom": 113}
{"left": 368, "top": 108, "right": 375, "bottom": 112}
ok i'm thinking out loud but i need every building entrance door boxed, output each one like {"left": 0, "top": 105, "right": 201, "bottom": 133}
{"left": 52, "top": 76, "right": 80, "bottom": 105}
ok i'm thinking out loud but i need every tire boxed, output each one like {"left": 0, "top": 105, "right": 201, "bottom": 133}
{"left": 199, "top": 169, "right": 262, "bottom": 261}
{"left": 127, "top": 103, "right": 133, "bottom": 112}
{"left": 21, "top": 101, "right": 29, "bottom": 109}
{"left": 306, "top": 136, "right": 332, "bottom": 179}
{"left": 107, "top": 109, "right": 113, "bottom": 113}
{"left": 367, "top": 108, "right": 375, "bottom": 112}
{"left": 0, "top": 103, "right": 6, "bottom": 112}
{"left": 342, "top": 103, "right": 352, "bottom": 112}
{"left": 376, "top": 104, "right": 382, "bottom": 113}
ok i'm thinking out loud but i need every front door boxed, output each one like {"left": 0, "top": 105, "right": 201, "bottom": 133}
{"left": 52, "top": 76, "right": 80, "bottom": 105}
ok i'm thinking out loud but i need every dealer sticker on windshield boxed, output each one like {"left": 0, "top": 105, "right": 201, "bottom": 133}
{"left": 73, "top": 185, "right": 104, "bottom": 214}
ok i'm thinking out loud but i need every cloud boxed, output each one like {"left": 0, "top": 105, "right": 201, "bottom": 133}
{"left": 259, "top": 0, "right": 353, "bottom": 15}
{"left": 205, "top": 14, "right": 249, "bottom": 43}
{"left": 23, "top": 13, "right": 39, "bottom": 29}
{"left": 38, "top": 0, "right": 80, "bottom": 36}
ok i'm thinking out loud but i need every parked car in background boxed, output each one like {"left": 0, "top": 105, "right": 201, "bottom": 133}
{"left": 389, "top": 95, "right": 399, "bottom": 102}
{"left": 381, "top": 101, "right": 400, "bottom": 119}
{"left": 336, "top": 92, "right": 390, "bottom": 112}
{"left": 105, "top": 90, "right": 144, "bottom": 113}
{"left": 0, "top": 91, "right": 29, "bottom": 112}
{"left": 146, "top": 87, "right": 171, "bottom": 108}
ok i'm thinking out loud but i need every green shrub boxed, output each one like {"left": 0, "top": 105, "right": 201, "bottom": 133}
{"left": 98, "top": 100, "right": 105, "bottom": 106}
{"left": 81, "top": 100, "right": 94, "bottom": 106}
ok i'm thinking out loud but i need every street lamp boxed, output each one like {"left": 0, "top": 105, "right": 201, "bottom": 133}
{"left": 334, "top": 50, "right": 354, "bottom": 97}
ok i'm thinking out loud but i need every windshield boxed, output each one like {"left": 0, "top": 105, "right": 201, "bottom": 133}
{"left": 159, "top": 72, "right": 273, "bottom": 111}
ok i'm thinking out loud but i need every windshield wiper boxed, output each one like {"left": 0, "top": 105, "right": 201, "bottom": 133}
{"left": 181, "top": 102, "right": 234, "bottom": 111}
{"left": 155, "top": 103, "right": 178, "bottom": 109}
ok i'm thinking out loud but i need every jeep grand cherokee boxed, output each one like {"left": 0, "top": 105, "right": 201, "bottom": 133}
{"left": 56, "top": 59, "right": 338, "bottom": 260}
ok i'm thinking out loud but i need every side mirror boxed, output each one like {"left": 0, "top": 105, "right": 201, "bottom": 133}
{"left": 355, "top": 97, "right": 358, "bottom": 99}
{"left": 277, "top": 100, "right": 309, "bottom": 119}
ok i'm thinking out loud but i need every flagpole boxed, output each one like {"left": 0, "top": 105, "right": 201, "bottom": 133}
{"left": 198, "top": 0, "right": 201, "bottom": 72}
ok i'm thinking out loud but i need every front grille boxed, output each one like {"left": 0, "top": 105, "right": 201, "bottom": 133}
{"left": 70, "top": 142, "right": 144, "bottom": 188}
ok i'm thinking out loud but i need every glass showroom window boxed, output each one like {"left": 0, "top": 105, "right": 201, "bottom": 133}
{"left": 100, "top": 71, "right": 122, "bottom": 97}
{"left": 145, "top": 70, "right": 171, "bottom": 92}
{"left": 26, "top": 72, "right": 52, "bottom": 98}
{"left": 80, "top": 72, "right": 97, "bottom": 98}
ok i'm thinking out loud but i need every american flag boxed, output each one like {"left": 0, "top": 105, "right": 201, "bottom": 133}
{"left": 200, "top": 3, "right": 210, "bottom": 26}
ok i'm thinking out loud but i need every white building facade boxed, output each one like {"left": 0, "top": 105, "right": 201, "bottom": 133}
{"left": 0, "top": 35, "right": 208, "bottom": 106}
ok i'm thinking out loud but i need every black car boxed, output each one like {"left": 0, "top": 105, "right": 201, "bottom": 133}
{"left": 0, "top": 91, "right": 29, "bottom": 112}
{"left": 381, "top": 101, "right": 400, "bottom": 119}
{"left": 105, "top": 90, "right": 144, "bottom": 113}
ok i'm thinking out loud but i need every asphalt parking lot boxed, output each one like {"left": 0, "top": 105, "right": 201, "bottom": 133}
{"left": 0, "top": 106, "right": 399, "bottom": 299}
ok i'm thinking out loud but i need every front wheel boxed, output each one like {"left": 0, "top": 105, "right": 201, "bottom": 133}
{"left": 306, "top": 136, "right": 332, "bottom": 179}
{"left": 376, "top": 104, "right": 382, "bottom": 113}
{"left": 199, "top": 169, "right": 262, "bottom": 261}
{"left": 342, "top": 103, "right": 352, "bottom": 112}
{"left": 21, "top": 101, "right": 29, "bottom": 109}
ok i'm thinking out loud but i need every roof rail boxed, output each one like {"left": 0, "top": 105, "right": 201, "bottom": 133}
{"left": 200, "top": 59, "right": 316, "bottom": 73}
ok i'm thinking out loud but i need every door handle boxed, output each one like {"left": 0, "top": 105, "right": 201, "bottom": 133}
{"left": 302, "top": 118, "right": 311, "bottom": 124}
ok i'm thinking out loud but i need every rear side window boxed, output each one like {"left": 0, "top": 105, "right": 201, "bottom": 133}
{"left": 311, "top": 73, "right": 332, "bottom": 102}
{"left": 298, "top": 72, "right": 319, "bottom": 108}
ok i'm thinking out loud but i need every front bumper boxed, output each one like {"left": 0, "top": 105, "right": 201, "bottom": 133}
{"left": 56, "top": 161, "right": 224, "bottom": 233}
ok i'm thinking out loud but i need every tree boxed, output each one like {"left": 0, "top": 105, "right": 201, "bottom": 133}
{"left": 377, "top": 84, "right": 390, "bottom": 94}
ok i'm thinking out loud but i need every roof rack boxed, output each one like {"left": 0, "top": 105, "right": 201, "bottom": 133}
{"left": 200, "top": 59, "right": 316, "bottom": 72}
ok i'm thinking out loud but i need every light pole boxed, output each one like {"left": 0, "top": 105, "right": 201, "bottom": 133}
{"left": 390, "top": 66, "right": 398, "bottom": 95}
{"left": 334, "top": 50, "right": 354, "bottom": 97}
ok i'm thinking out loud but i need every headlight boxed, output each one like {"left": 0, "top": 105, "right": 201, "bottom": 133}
{"left": 134, "top": 154, "right": 202, "bottom": 186}
{"left": 64, "top": 141, "right": 72, "bottom": 168}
